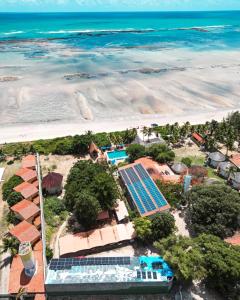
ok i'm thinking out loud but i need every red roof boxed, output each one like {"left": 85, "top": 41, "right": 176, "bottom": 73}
{"left": 33, "top": 196, "right": 40, "bottom": 206}
{"left": 11, "top": 199, "right": 40, "bottom": 220}
{"left": 42, "top": 172, "right": 63, "bottom": 190}
{"left": 33, "top": 215, "right": 41, "bottom": 228}
{"left": 15, "top": 168, "right": 37, "bottom": 182}
{"left": 21, "top": 155, "right": 36, "bottom": 169}
{"left": 97, "top": 210, "right": 110, "bottom": 221}
{"left": 230, "top": 154, "right": 240, "bottom": 168}
{"left": 14, "top": 182, "right": 39, "bottom": 199}
{"left": 192, "top": 132, "right": 204, "bottom": 143}
{"left": 8, "top": 243, "right": 44, "bottom": 295}
{"left": 225, "top": 232, "right": 240, "bottom": 246}
{"left": 10, "top": 220, "right": 40, "bottom": 244}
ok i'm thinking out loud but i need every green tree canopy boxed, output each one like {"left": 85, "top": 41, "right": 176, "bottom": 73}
{"left": 187, "top": 184, "right": 240, "bottom": 238}
{"left": 2, "top": 175, "right": 23, "bottom": 201}
{"left": 155, "top": 234, "right": 240, "bottom": 299}
{"left": 73, "top": 191, "right": 101, "bottom": 229}
{"left": 151, "top": 213, "right": 176, "bottom": 241}
{"left": 0, "top": 237, "right": 20, "bottom": 256}
{"left": 147, "top": 144, "right": 175, "bottom": 163}
{"left": 181, "top": 157, "right": 192, "bottom": 167}
{"left": 6, "top": 191, "right": 22, "bottom": 207}
{"left": 133, "top": 217, "right": 152, "bottom": 242}
{"left": 126, "top": 144, "right": 145, "bottom": 163}
{"left": 93, "top": 172, "right": 118, "bottom": 210}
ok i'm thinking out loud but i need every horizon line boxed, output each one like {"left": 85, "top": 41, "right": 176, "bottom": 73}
{"left": 1, "top": 9, "right": 240, "bottom": 13}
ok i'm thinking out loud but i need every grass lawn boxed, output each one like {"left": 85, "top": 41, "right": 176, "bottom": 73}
{"left": 175, "top": 155, "right": 205, "bottom": 165}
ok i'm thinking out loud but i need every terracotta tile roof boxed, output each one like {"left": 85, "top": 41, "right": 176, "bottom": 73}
{"left": 192, "top": 132, "right": 204, "bottom": 143}
{"left": 14, "top": 182, "right": 39, "bottom": 199}
{"left": 33, "top": 240, "right": 43, "bottom": 251}
{"left": 15, "top": 168, "right": 37, "bottom": 183}
{"left": 32, "top": 180, "right": 39, "bottom": 188}
{"left": 42, "top": 172, "right": 63, "bottom": 190}
{"left": 89, "top": 142, "right": 99, "bottom": 154}
{"left": 225, "top": 232, "right": 240, "bottom": 246}
{"left": 230, "top": 154, "right": 240, "bottom": 168}
{"left": 10, "top": 220, "right": 40, "bottom": 244}
{"left": 97, "top": 210, "right": 110, "bottom": 221}
{"left": 34, "top": 294, "right": 46, "bottom": 300}
{"left": 33, "top": 215, "right": 41, "bottom": 228}
{"left": 21, "top": 155, "right": 36, "bottom": 169}
{"left": 8, "top": 248, "right": 45, "bottom": 295}
{"left": 11, "top": 199, "right": 40, "bottom": 221}
{"left": 33, "top": 196, "right": 40, "bottom": 206}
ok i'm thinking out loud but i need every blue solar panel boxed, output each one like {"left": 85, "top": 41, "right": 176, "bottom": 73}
{"left": 119, "top": 163, "right": 169, "bottom": 216}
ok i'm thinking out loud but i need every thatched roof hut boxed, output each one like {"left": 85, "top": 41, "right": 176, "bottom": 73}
{"left": 209, "top": 152, "right": 225, "bottom": 162}
{"left": 171, "top": 162, "right": 188, "bottom": 175}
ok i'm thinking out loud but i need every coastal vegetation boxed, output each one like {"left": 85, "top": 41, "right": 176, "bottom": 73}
{"left": 133, "top": 213, "right": 175, "bottom": 243}
{"left": 64, "top": 160, "right": 118, "bottom": 230}
{"left": 2, "top": 175, "right": 23, "bottom": 202}
{"left": 186, "top": 184, "right": 240, "bottom": 238}
{"left": 155, "top": 234, "right": 240, "bottom": 299}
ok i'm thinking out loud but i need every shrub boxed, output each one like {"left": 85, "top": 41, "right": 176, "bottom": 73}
{"left": 181, "top": 157, "right": 192, "bottom": 167}
{"left": 126, "top": 144, "right": 145, "bottom": 162}
{"left": 2, "top": 175, "right": 23, "bottom": 201}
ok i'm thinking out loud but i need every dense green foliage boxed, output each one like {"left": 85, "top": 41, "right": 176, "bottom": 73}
{"left": 155, "top": 234, "right": 240, "bottom": 299}
{"left": 147, "top": 144, "right": 175, "bottom": 163}
{"left": 133, "top": 217, "right": 152, "bottom": 242}
{"left": 64, "top": 160, "right": 118, "bottom": 229}
{"left": 2, "top": 175, "right": 23, "bottom": 201}
{"left": 46, "top": 246, "right": 53, "bottom": 262}
{"left": 151, "top": 213, "right": 176, "bottom": 241}
{"left": 156, "top": 180, "right": 184, "bottom": 208}
{"left": 0, "top": 237, "right": 20, "bottom": 256}
{"left": 133, "top": 213, "right": 175, "bottom": 242}
{"left": 6, "top": 191, "right": 22, "bottom": 207}
{"left": 44, "top": 196, "right": 67, "bottom": 228}
{"left": 126, "top": 144, "right": 145, "bottom": 162}
{"left": 73, "top": 191, "right": 101, "bottom": 228}
{"left": 187, "top": 184, "right": 240, "bottom": 238}
{"left": 181, "top": 157, "right": 192, "bottom": 167}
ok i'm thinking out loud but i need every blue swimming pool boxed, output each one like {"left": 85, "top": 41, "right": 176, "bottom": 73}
{"left": 107, "top": 150, "right": 128, "bottom": 162}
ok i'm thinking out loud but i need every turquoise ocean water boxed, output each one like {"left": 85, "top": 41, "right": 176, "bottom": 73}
{"left": 0, "top": 11, "right": 240, "bottom": 50}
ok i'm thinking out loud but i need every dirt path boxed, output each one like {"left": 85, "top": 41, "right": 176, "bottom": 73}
{"left": 53, "top": 220, "right": 67, "bottom": 258}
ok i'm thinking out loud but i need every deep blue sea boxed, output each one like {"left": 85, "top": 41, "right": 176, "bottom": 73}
{"left": 0, "top": 11, "right": 240, "bottom": 50}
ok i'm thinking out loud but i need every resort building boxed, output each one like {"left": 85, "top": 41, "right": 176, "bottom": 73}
{"left": 135, "top": 157, "right": 180, "bottom": 183}
{"left": 11, "top": 199, "right": 40, "bottom": 223}
{"left": 133, "top": 129, "right": 165, "bottom": 148}
{"left": 115, "top": 199, "right": 129, "bottom": 223}
{"left": 89, "top": 141, "right": 100, "bottom": 160}
{"left": 218, "top": 161, "right": 234, "bottom": 179}
{"left": 229, "top": 153, "right": 240, "bottom": 169}
{"left": 208, "top": 152, "right": 226, "bottom": 168}
{"left": 119, "top": 163, "right": 170, "bottom": 217}
{"left": 171, "top": 162, "right": 188, "bottom": 175}
{"left": 21, "top": 155, "right": 37, "bottom": 170}
{"left": 9, "top": 220, "right": 41, "bottom": 245}
{"left": 229, "top": 172, "right": 240, "bottom": 190}
{"left": 15, "top": 168, "right": 37, "bottom": 183}
{"left": 59, "top": 223, "right": 135, "bottom": 257}
{"left": 14, "top": 181, "right": 39, "bottom": 201}
{"left": 192, "top": 132, "right": 204, "bottom": 145}
{"left": 45, "top": 256, "right": 174, "bottom": 297}
{"left": 42, "top": 172, "right": 63, "bottom": 195}
{"left": 8, "top": 240, "right": 45, "bottom": 299}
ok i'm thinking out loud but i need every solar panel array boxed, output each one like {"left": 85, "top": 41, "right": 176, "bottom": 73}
{"left": 119, "top": 163, "right": 168, "bottom": 216}
{"left": 49, "top": 257, "right": 131, "bottom": 271}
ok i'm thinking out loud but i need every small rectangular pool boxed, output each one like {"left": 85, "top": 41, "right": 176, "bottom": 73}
{"left": 106, "top": 150, "right": 129, "bottom": 164}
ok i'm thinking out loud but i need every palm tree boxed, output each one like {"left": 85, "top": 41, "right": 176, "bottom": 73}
{"left": 0, "top": 237, "right": 19, "bottom": 256}
{"left": 141, "top": 126, "right": 148, "bottom": 142}
{"left": 225, "top": 127, "right": 235, "bottom": 156}
{"left": 147, "top": 128, "right": 153, "bottom": 142}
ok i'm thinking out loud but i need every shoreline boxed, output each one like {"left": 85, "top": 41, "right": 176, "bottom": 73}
{"left": 0, "top": 108, "right": 237, "bottom": 144}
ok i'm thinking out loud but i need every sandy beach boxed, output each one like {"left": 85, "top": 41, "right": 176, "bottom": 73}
{"left": 1, "top": 39, "right": 240, "bottom": 143}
